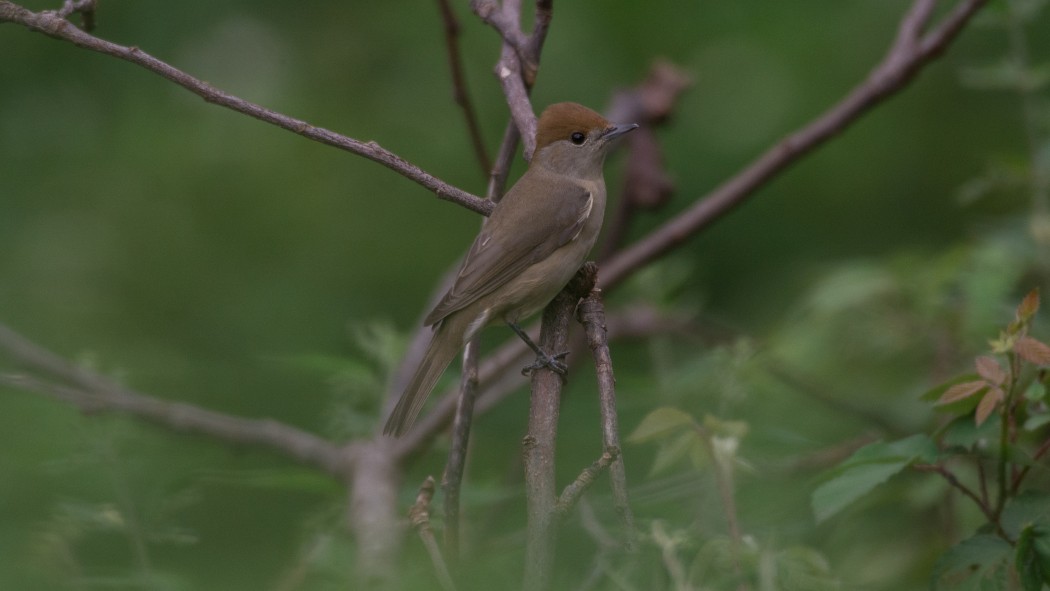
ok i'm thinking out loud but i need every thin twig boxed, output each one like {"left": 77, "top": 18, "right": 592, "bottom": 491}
{"left": 576, "top": 285, "right": 637, "bottom": 549}
{"left": 472, "top": 0, "right": 539, "bottom": 159}
{"left": 435, "top": 0, "right": 491, "bottom": 175}
{"left": 0, "top": 323, "right": 350, "bottom": 477}
{"left": 494, "top": 39, "right": 537, "bottom": 158}
{"left": 469, "top": 0, "right": 528, "bottom": 56}
{"left": 57, "top": 0, "right": 94, "bottom": 30}
{"left": 410, "top": 476, "right": 458, "bottom": 591}
{"left": 554, "top": 448, "right": 619, "bottom": 518}
{"left": 1011, "top": 435, "right": 1050, "bottom": 493}
{"left": 0, "top": 1, "right": 491, "bottom": 216}
{"left": 441, "top": 338, "right": 480, "bottom": 562}
{"left": 1, "top": 372, "right": 350, "bottom": 477}
{"left": 599, "top": 0, "right": 989, "bottom": 291}
{"left": 486, "top": 121, "right": 522, "bottom": 203}
{"left": 524, "top": 0, "right": 553, "bottom": 85}
{"left": 914, "top": 462, "right": 1007, "bottom": 539}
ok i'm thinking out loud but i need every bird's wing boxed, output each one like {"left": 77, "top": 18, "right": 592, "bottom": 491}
{"left": 424, "top": 176, "right": 593, "bottom": 326}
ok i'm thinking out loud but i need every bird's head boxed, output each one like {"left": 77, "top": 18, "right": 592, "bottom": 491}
{"left": 531, "top": 102, "right": 638, "bottom": 178}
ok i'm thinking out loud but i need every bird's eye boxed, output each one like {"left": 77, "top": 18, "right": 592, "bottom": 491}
{"left": 570, "top": 132, "right": 586, "bottom": 145}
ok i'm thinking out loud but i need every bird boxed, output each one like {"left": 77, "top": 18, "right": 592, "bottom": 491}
{"left": 383, "top": 102, "right": 638, "bottom": 436}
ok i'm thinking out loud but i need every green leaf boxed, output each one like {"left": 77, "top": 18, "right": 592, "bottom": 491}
{"left": 942, "top": 414, "right": 1001, "bottom": 450}
{"left": 703, "top": 414, "right": 749, "bottom": 439}
{"left": 1016, "top": 526, "right": 1045, "bottom": 591}
{"left": 649, "top": 429, "right": 700, "bottom": 476}
{"left": 931, "top": 534, "right": 1012, "bottom": 591}
{"left": 628, "top": 407, "right": 696, "bottom": 443}
{"left": 1035, "top": 531, "right": 1050, "bottom": 586}
{"left": 775, "top": 546, "right": 840, "bottom": 591}
{"left": 1024, "top": 380, "right": 1047, "bottom": 402}
{"left": 1024, "top": 413, "right": 1050, "bottom": 431}
{"left": 812, "top": 435, "right": 937, "bottom": 523}
{"left": 1002, "top": 491, "right": 1050, "bottom": 539}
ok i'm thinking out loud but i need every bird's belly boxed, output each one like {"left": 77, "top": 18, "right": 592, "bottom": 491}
{"left": 496, "top": 237, "right": 596, "bottom": 323}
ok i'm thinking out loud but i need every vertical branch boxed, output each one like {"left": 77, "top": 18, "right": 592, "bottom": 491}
{"left": 523, "top": 267, "right": 597, "bottom": 591}
{"left": 411, "top": 476, "right": 458, "bottom": 591}
{"left": 435, "top": 0, "right": 491, "bottom": 175}
{"left": 487, "top": 121, "right": 523, "bottom": 202}
{"left": 576, "top": 283, "right": 637, "bottom": 549}
{"left": 348, "top": 441, "right": 401, "bottom": 587}
{"left": 441, "top": 338, "right": 480, "bottom": 562}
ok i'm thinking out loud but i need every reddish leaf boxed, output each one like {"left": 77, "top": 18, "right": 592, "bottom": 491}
{"left": 936, "top": 380, "right": 988, "bottom": 405}
{"left": 1017, "top": 288, "right": 1040, "bottom": 322}
{"left": 975, "top": 356, "right": 1006, "bottom": 386}
{"left": 975, "top": 387, "right": 1004, "bottom": 427}
{"left": 1015, "top": 336, "right": 1050, "bottom": 366}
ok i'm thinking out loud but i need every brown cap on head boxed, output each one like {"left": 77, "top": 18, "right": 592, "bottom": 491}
{"left": 534, "top": 102, "right": 611, "bottom": 151}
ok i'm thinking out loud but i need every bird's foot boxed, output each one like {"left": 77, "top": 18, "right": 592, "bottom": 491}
{"left": 522, "top": 350, "right": 569, "bottom": 377}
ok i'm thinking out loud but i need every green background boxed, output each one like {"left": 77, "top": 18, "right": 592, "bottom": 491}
{"left": 1, "top": 0, "right": 1048, "bottom": 589}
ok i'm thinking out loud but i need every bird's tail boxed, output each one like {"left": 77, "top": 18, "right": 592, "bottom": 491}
{"left": 383, "top": 318, "right": 464, "bottom": 436}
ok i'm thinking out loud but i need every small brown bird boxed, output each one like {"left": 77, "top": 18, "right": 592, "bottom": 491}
{"left": 383, "top": 102, "right": 637, "bottom": 436}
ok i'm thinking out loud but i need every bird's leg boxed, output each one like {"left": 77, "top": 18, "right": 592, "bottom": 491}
{"left": 506, "top": 322, "right": 569, "bottom": 376}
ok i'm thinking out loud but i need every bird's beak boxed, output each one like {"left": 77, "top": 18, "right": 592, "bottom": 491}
{"left": 601, "top": 123, "right": 639, "bottom": 142}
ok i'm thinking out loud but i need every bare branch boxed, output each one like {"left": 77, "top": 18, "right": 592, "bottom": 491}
{"left": 600, "top": 60, "right": 692, "bottom": 259}
{"left": 496, "top": 47, "right": 538, "bottom": 157}
{"left": 576, "top": 286, "right": 636, "bottom": 548}
{"left": 472, "top": 0, "right": 539, "bottom": 159}
{"left": 1, "top": 372, "right": 349, "bottom": 477}
{"left": 599, "top": 0, "right": 989, "bottom": 291}
{"left": 410, "top": 476, "right": 458, "bottom": 591}
{"left": 0, "top": 1, "right": 492, "bottom": 216}
{"left": 469, "top": 0, "right": 529, "bottom": 56}
{"left": 523, "top": 265, "right": 598, "bottom": 591}
{"left": 554, "top": 447, "right": 619, "bottom": 518}
{"left": 57, "top": 0, "right": 93, "bottom": 29}
{"left": 441, "top": 338, "right": 480, "bottom": 562}
{"left": 435, "top": 0, "right": 491, "bottom": 175}
{"left": 0, "top": 322, "right": 349, "bottom": 476}
{"left": 525, "top": 0, "right": 553, "bottom": 78}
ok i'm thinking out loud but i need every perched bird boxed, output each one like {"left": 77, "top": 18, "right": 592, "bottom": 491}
{"left": 383, "top": 102, "right": 637, "bottom": 436}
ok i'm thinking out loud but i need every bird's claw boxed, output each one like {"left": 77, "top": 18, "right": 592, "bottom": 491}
{"left": 522, "top": 351, "right": 569, "bottom": 377}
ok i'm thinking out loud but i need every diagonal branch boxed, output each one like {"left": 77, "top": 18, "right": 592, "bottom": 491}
{"left": 0, "top": 324, "right": 349, "bottom": 477}
{"left": 599, "top": 0, "right": 989, "bottom": 291}
{"left": 471, "top": 0, "right": 541, "bottom": 159}
{"left": 0, "top": 1, "right": 492, "bottom": 216}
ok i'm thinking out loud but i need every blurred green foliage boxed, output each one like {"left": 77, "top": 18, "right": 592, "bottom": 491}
{"left": 3, "top": 0, "right": 1050, "bottom": 589}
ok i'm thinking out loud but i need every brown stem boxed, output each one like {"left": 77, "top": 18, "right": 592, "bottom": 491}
{"left": 441, "top": 338, "right": 480, "bottom": 563}
{"left": 0, "top": 326, "right": 349, "bottom": 475}
{"left": 522, "top": 267, "right": 597, "bottom": 591}
{"left": 0, "top": 1, "right": 491, "bottom": 216}
{"left": 914, "top": 462, "right": 1009, "bottom": 540}
{"left": 576, "top": 284, "right": 637, "bottom": 549}
{"left": 598, "top": 0, "right": 989, "bottom": 291}
{"left": 411, "top": 476, "right": 458, "bottom": 591}
{"left": 435, "top": 0, "right": 491, "bottom": 176}
{"left": 554, "top": 448, "right": 619, "bottom": 517}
